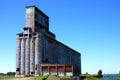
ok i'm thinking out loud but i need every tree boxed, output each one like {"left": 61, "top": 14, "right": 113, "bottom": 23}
{"left": 7, "top": 72, "right": 15, "bottom": 75}
{"left": 86, "top": 72, "right": 88, "bottom": 75}
{"left": 98, "top": 70, "right": 102, "bottom": 75}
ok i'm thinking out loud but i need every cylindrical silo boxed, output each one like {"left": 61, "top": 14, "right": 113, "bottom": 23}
{"left": 30, "top": 38, "right": 35, "bottom": 75}
{"left": 21, "top": 38, "right": 26, "bottom": 76}
{"left": 35, "top": 37, "right": 39, "bottom": 76}
{"left": 16, "top": 38, "right": 21, "bottom": 76}
{"left": 25, "top": 38, "right": 30, "bottom": 75}
{"left": 35, "top": 35, "right": 43, "bottom": 76}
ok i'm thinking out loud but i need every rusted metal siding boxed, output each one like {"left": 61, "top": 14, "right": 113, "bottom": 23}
{"left": 41, "top": 64, "right": 73, "bottom": 76}
{"left": 42, "top": 66, "right": 48, "bottom": 71}
{"left": 57, "top": 66, "right": 64, "bottom": 72}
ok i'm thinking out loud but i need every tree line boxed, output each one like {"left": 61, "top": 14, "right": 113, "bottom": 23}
{"left": 0, "top": 72, "right": 15, "bottom": 76}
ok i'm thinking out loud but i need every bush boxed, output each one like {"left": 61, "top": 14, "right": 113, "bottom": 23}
{"left": 7, "top": 72, "right": 15, "bottom": 75}
{"left": 98, "top": 70, "right": 102, "bottom": 75}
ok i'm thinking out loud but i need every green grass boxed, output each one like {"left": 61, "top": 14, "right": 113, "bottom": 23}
{"left": 30, "top": 75, "right": 71, "bottom": 80}
{"left": 59, "top": 76, "right": 71, "bottom": 78}
{"left": 0, "top": 75, "right": 15, "bottom": 80}
{"left": 84, "top": 77, "right": 102, "bottom": 80}
{"left": 30, "top": 75, "right": 49, "bottom": 80}
{"left": 117, "top": 74, "right": 120, "bottom": 80}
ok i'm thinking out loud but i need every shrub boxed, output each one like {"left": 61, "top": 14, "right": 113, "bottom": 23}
{"left": 98, "top": 70, "right": 102, "bottom": 75}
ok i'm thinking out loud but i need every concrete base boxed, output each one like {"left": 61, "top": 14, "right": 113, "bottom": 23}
{"left": 20, "top": 75, "right": 25, "bottom": 77}
{"left": 35, "top": 74, "right": 39, "bottom": 76}
{"left": 15, "top": 75, "right": 20, "bottom": 77}
{"left": 66, "top": 72, "right": 73, "bottom": 76}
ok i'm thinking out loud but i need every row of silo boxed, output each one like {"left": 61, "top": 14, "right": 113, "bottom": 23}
{"left": 16, "top": 35, "right": 42, "bottom": 76}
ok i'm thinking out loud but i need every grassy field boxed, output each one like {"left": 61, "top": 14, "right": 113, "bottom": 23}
{"left": 0, "top": 74, "right": 103, "bottom": 80}
{"left": 0, "top": 75, "right": 71, "bottom": 80}
{"left": 31, "top": 75, "right": 71, "bottom": 80}
{"left": 84, "top": 77, "right": 102, "bottom": 80}
{"left": 0, "top": 75, "right": 15, "bottom": 80}
{"left": 0, "top": 75, "right": 102, "bottom": 80}
{"left": 30, "top": 75, "right": 49, "bottom": 80}
{"left": 117, "top": 74, "right": 120, "bottom": 80}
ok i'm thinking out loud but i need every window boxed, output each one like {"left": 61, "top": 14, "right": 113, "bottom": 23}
{"left": 29, "top": 34, "right": 32, "bottom": 37}
{"left": 24, "top": 34, "right": 28, "bottom": 36}
{"left": 19, "top": 34, "right": 23, "bottom": 37}
{"left": 16, "top": 68, "right": 20, "bottom": 71}
{"left": 45, "top": 59, "right": 48, "bottom": 62}
{"left": 35, "top": 64, "right": 37, "bottom": 70}
{"left": 31, "top": 72, "right": 34, "bottom": 74}
{"left": 33, "top": 33, "right": 36, "bottom": 36}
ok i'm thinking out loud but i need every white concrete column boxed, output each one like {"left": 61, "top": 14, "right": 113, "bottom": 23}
{"left": 35, "top": 35, "right": 43, "bottom": 76}
{"left": 21, "top": 38, "right": 26, "bottom": 76}
{"left": 25, "top": 38, "right": 30, "bottom": 75}
{"left": 30, "top": 38, "right": 35, "bottom": 75}
{"left": 16, "top": 37, "right": 21, "bottom": 76}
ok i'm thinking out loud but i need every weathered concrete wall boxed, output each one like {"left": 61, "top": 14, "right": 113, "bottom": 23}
{"left": 25, "top": 7, "right": 35, "bottom": 31}
{"left": 16, "top": 6, "right": 81, "bottom": 77}
{"left": 43, "top": 36, "right": 81, "bottom": 75}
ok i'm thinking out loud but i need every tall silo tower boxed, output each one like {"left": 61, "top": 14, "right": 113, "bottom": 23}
{"left": 16, "top": 6, "right": 50, "bottom": 77}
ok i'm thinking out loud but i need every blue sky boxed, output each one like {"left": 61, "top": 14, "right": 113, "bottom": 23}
{"left": 0, "top": 0, "right": 120, "bottom": 74}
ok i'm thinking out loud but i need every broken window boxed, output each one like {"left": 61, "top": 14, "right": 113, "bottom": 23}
{"left": 16, "top": 68, "right": 20, "bottom": 71}
{"left": 31, "top": 72, "right": 34, "bottom": 74}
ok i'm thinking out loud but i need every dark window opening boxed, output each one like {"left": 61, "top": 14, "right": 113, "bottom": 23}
{"left": 16, "top": 68, "right": 20, "bottom": 71}
{"left": 35, "top": 29, "right": 37, "bottom": 32}
{"left": 35, "top": 14, "right": 38, "bottom": 19}
{"left": 42, "top": 59, "right": 44, "bottom": 63}
{"left": 35, "top": 21, "right": 39, "bottom": 27}
{"left": 19, "top": 34, "right": 23, "bottom": 37}
{"left": 31, "top": 72, "right": 34, "bottom": 74}
{"left": 45, "top": 59, "right": 48, "bottom": 62}
{"left": 29, "top": 34, "right": 32, "bottom": 37}
{"left": 48, "top": 40, "right": 52, "bottom": 43}
{"left": 33, "top": 33, "right": 36, "bottom": 36}
{"left": 24, "top": 34, "right": 28, "bottom": 36}
{"left": 24, "top": 28, "right": 28, "bottom": 30}
{"left": 35, "top": 21, "right": 42, "bottom": 28}
{"left": 35, "top": 64, "right": 37, "bottom": 70}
